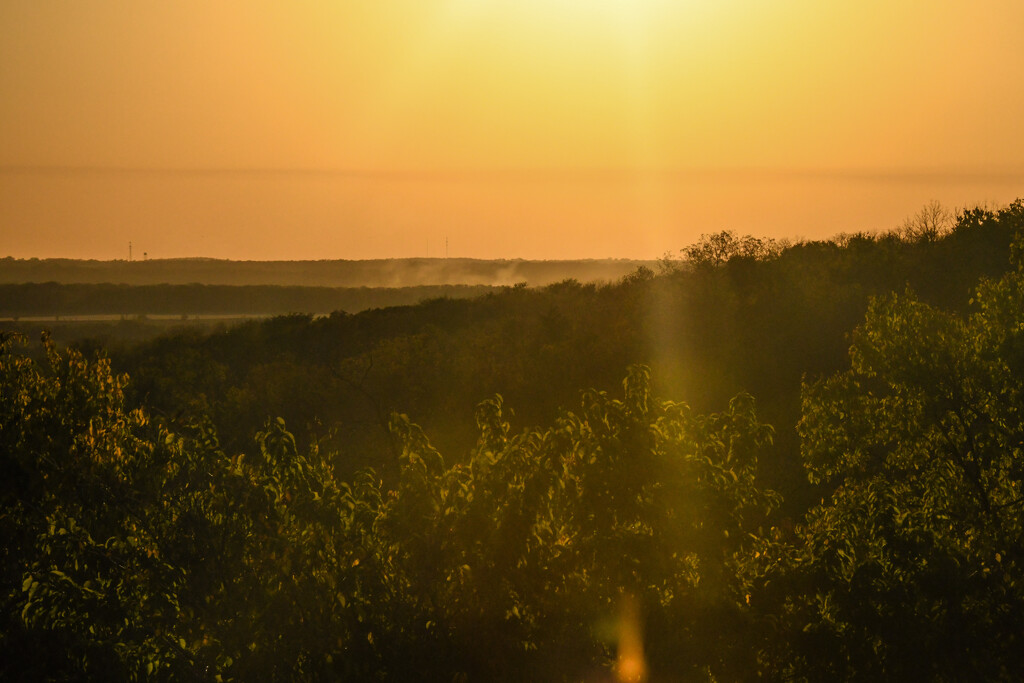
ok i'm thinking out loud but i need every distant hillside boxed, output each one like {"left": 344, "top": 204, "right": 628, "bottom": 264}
{"left": 0, "top": 283, "right": 494, "bottom": 318}
{"left": 0, "top": 257, "right": 653, "bottom": 287}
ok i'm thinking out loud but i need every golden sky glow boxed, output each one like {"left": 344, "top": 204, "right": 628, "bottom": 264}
{"left": 2, "top": 1, "right": 1024, "bottom": 259}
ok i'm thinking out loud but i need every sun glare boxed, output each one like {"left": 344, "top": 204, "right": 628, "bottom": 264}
{"left": 524, "top": 0, "right": 658, "bottom": 23}
{"left": 445, "top": 0, "right": 694, "bottom": 40}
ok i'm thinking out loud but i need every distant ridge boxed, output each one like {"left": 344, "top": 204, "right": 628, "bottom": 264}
{"left": 0, "top": 257, "right": 654, "bottom": 288}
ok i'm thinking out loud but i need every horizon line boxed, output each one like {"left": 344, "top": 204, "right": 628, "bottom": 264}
{"left": 0, "top": 255, "right": 658, "bottom": 264}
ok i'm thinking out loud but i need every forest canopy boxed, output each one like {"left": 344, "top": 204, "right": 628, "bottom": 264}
{"left": 3, "top": 201, "right": 1024, "bottom": 680}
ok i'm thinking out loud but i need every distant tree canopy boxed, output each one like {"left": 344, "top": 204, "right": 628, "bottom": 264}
{"left": 687, "top": 230, "right": 782, "bottom": 266}
{"left": 3, "top": 200, "right": 1024, "bottom": 680}
{"left": 58, "top": 200, "right": 1014, "bottom": 511}
{"left": 894, "top": 199, "right": 956, "bottom": 242}
{"left": 661, "top": 229, "right": 781, "bottom": 270}
{"left": 0, "top": 283, "right": 495, "bottom": 319}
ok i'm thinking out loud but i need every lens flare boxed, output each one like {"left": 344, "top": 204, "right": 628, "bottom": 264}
{"left": 616, "top": 594, "right": 647, "bottom": 683}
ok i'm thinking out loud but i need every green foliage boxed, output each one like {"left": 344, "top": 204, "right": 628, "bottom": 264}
{"left": 750, "top": 232, "right": 1024, "bottom": 680}
{"left": 0, "top": 333, "right": 375, "bottom": 680}
{"left": 88, "top": 201, "right": 1023, "bottom": 514}
{"left": 5, "top": 202, "right": 1024, "bottom": 680}
{"left": 364, "top": 366, "right": 778, "bottom": 680}
{"left": 1, "top": 335, "right": 777, "bottom": 680}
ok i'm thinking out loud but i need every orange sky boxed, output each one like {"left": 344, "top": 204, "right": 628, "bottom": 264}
{"left": 2, "top": 1, "right": 1024, "bottom": 259}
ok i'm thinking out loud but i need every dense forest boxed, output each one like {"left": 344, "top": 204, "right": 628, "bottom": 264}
{"left": 0, "top": 283, "right": 494, "bottom": 319}
{"left": 3, "top": 201, "right": 1024, "bottom": 680}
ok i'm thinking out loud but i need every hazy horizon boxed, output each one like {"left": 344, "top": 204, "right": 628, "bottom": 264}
{"left": 3, "top": 1, "right": 1024, "bottom": 261}
{"left": 4, "top": 165, "right": 1021, "bottom": 261}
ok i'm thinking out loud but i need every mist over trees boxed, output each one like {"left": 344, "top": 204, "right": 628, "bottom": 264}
{"left": 2, "top": 201, "right": 1024, "bottom": 680}
{"left": 0, "top": 283, "right": 494, "bottom": 319}
{"left": 0, "top": 257, "right": 652, "bottom": 289}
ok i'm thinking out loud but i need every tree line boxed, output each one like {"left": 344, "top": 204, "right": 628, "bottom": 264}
{"left": 2, "top": 201, "right": 1024, "bottom": 679}
{"left": 0, "top": 283, "right": 494, "bottom": 319}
